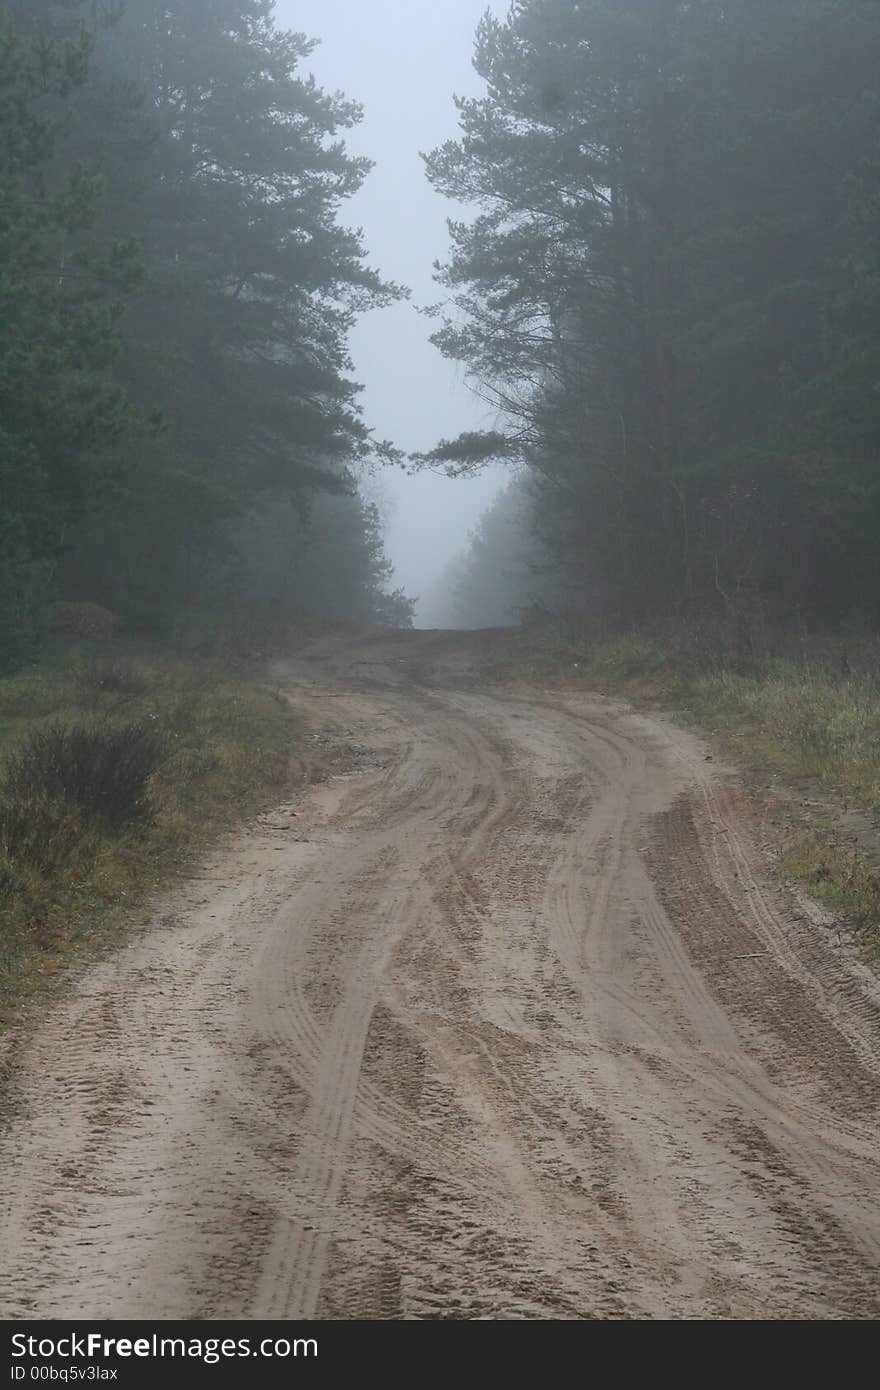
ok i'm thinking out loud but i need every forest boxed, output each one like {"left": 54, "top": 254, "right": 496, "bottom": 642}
{"left": 5, "top": 1, "right": 880, "bottom": 653}
{"left": 423, "top": 0, "right": 880, "bottom": 636}
{"left": 1, "top": 0, "right": 411, "bottom": 673}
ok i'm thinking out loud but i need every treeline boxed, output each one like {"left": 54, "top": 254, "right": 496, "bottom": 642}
{"left": 421, "top": 0, "right": 880, "bottom": 628}
{"left": 1, "top": 0, "right": 411, "bottom": 669}
{"left": 421, "top": 477, "right": 556, "bottom": 628}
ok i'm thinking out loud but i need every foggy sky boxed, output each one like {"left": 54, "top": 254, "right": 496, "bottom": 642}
{"left": 279, "top": 0, "right": 508, "bottom": 619}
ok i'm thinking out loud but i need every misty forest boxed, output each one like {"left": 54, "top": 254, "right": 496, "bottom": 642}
{"left": 3, "top": 0, "right": 880, "bottom": 1327}
{"left": 4, "top": 0, "right": 880, "bottom": 652}
{"left": 422, "top": 1, "right": 880, "bottom": 632}
{"left": 1, "top": 0, "right": 412, "bottom": 669}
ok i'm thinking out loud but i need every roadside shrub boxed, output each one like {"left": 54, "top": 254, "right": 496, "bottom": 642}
{"left": 0, "top": 799, "right": 99, "bottom": 875}
{"left": 1, "top": 721, "right": 167, "bottom": 829}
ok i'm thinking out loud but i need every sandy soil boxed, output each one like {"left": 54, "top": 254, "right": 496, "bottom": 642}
{"left": 1, "top": 629, "right": 879, "bottom": 1320}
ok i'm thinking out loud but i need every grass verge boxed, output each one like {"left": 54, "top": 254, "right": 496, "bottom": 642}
{"left": 0, "top": 640, "right": 296, "bottom": 1018}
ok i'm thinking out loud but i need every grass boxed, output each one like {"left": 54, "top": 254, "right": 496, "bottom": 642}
{"left": 484, "top": 617, "right": 880, "bottom": 951}
{"left": 780, "top": 833, "right": 880, "bottom": 952}
{"left": 0, "top": 640, "right": 296, "bottom": 1017}
{"left": 697, "top": 669, "right": 880, "bottom": 790}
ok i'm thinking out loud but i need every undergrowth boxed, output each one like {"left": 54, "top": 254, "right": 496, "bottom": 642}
{"left": 0, "top": 641, "right": 295, "bottom": 1015}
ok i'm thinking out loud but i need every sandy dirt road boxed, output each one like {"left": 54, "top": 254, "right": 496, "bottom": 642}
{"left": 2, "top": 630, "right": 880, "bottom": 1320}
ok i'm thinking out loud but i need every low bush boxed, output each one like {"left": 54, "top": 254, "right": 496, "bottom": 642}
{"left": 2, "top": 720, "right": 167, "bottom": 831}
{"left": 0, "top": 799, "right": 99, "bottom": 875}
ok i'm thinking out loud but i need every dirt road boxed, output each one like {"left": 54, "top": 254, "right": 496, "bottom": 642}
{"left": 2, "top": 630, "right": 879, "bottom": 1319}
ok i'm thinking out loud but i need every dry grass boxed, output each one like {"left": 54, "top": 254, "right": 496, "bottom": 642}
{"left": 688, "top": 668, "right": 880, "bottom": 806}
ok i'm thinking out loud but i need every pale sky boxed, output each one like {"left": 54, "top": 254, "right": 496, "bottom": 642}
{"left": 278, "top": 0, "right": 508, "bottom": 618}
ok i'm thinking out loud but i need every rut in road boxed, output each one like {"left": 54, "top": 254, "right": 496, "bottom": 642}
{"left": 1, "top": 631, "right": 879, "bottom": 1319}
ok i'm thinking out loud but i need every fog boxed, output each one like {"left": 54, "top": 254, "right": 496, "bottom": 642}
{"left": 280, "top": 0, "right": 507, "bottom": 622}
